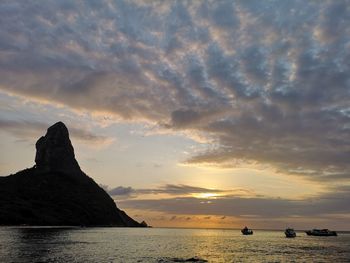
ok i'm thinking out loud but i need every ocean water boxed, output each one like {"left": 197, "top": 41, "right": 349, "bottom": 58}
{"left": 0, "top": 227, "right": 349, "bottom": 262}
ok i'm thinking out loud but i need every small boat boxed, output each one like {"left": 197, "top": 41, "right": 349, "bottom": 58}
{"left": 305, "top": 229, "right": 337, "bottom": 236}
{"left": 241, "top": 226, "right": 253, "bottom": 235}
{"left": 285, "top": 228, "right": 296, "bottom": 238}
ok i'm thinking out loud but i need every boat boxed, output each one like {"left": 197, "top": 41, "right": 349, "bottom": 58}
{"left": 241, "top": 226, "right": 253, "bottom": 235}
{"left": 285, "top": 228, "right": 296, "bottom": 238}
{"left": 305, "top": 229, "right": 337, "bottom": 236}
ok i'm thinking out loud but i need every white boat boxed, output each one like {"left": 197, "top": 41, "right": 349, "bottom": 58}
{"left": 305, "top": 229, "right": 337, "bottom": 236}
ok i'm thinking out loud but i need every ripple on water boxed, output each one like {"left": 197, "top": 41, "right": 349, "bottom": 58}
{"left": 0, "top": 228, "right": 349, "bottom": 262}
{"left": 158, "top": 256, "right": 208, "bottom": 262}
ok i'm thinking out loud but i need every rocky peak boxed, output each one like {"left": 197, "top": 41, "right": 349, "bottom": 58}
{"left": 35, "top": 121, "right": 80, "bottom": 172}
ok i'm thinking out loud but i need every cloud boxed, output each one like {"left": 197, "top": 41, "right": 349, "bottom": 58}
{"left": 118, "top": 185, "right": 350, "bottom": 219}
{"left": 0, "top": 0, "right": 349, "bottom": 182}
{"left": 108, "top": 186, "right": 134, "bottom": 196}
{"left": 140, "top": 184, "right": 225, "bottom": 195}
{"left": 0, "top": 119, "right": 113, "bottom": 145}
{"left": 108, "top": 184, "right": 253, "bottom": 198}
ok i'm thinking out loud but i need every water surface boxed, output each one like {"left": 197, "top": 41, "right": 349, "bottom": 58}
{"left": 0, "top": 227, "right": 349, "bottom": 262}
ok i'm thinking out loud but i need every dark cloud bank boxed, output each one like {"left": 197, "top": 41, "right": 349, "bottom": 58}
{"left": 0, "top": 0, "right": 349, "bottom": 183}
{"left": 113, "top": 184, "right": 350, "bottom": 221}
{"left": 107, "top": 184, "right": 250, "bottom": 197}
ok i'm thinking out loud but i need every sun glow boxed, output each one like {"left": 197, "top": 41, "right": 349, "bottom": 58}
{"left": 193, "top": 192, "right": 221, "bottom": 199}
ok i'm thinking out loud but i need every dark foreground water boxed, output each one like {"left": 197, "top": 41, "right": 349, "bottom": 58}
{"left": 0, "top": 227, "right": 349, "bottom": 262}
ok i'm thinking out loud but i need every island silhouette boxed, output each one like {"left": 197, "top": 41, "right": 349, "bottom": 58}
{"left": 0, "top": 122, "right": 146, "bottom": 227}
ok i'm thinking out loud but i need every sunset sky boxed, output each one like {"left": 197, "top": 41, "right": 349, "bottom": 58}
{"left": 0, "top": 0, "right": 349, "bottom": 230}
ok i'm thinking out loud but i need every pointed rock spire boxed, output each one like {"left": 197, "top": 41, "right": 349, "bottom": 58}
{"left": 35, "top": 121, "right": 80, "bottom": 172}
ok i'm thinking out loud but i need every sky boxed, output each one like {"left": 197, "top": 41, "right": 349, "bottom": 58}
{"left": 0, "top": 0, "right": 349, "bottom": 230}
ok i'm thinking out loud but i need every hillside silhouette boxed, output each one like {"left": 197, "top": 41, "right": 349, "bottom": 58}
{"left": 0, "top": 122, "right": 144, "bottom": 227}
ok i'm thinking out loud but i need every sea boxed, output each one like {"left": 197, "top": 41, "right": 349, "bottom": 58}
{"left": 0, "top": 227, "right": 349, "bottom": 263}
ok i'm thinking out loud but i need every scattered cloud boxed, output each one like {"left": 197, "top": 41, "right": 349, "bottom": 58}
{"left": 108, "top": 183, "right": 350, "bottom": 226}
{"left": 0, "top": 0, "right": 349, "bottom": 182}
{"left": 118, "top": 185, "right": 350, "bottom": 220}
{"left": 108, "top": 186, "right": 135, "bottom": 196}
{"left": 0, "top": 118, "right": 114, "bottom": 146}
{"left": 108, "top": 184, "right": 254, "bottom": 198}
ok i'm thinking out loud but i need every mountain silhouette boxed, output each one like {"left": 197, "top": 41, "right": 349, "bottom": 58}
{"left": 0, "top": 122, "right": 145, "bottom": 227}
